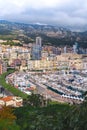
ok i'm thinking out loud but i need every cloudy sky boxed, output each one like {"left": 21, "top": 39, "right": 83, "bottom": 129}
{"left": 0, "top": 0, "right": 87, "bottom": 30}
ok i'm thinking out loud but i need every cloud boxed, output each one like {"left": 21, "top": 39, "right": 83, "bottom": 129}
{"left": 0, "top": 0, "right": 87, "bottom": 30}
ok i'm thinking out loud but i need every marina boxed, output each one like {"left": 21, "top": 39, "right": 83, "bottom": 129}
{"left": 6, "top": 70, "right": 87, "bottom": 103}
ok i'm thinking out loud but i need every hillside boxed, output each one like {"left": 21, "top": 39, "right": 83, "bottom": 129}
{"left": 0, "top": 20, "right": 87, "bottom": 47}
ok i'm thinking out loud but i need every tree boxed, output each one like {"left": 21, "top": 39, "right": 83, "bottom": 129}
{"left": 23, "top": 93, "right": 50, "bottom": 107}
{"left": 0, "top": 106, "right": 20, "bottom": 130}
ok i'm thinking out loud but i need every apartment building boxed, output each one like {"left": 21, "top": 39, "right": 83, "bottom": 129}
{"left": 0, "top": 60, "right": 7, "bottom": 74}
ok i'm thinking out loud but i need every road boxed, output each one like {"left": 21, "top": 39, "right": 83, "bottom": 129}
{"left": 0, "top": 85, "right": 14, "bottom": 97}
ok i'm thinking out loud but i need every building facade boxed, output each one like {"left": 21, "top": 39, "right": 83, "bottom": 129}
{"left": 31, "top": 37, "right": 42, "bottom": 60}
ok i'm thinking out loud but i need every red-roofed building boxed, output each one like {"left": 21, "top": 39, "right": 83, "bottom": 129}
{"left": 0, "top": 96, "right": 23, "bottom": 107}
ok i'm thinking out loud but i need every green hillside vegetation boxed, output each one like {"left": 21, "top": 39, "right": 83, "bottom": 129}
{"left": 0, "top": 34, "right": 17, "bottom": 40}
{"left": 14, "top": 97, "right": 87, "bottom": 130}
{"left": 0, "top": 40, "right": 20, "bottom": 46}
{"left": 0, "top": 94, "right": 87, "bottom": 130}
{"left": 15, "top": 103, "right": 70, "bottom": 130}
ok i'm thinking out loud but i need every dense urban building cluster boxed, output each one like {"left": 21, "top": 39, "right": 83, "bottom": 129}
{"left": 0, "top": 37, "right": 87, "bottom": 74}
{"left": 0, "top": 37, "right": 87, "bottom": 104}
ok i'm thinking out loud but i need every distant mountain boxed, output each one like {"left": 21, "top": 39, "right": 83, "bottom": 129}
{"left": 0, "top": 20, "right": 70, "bottom": 32}
{"left": 0, "top": 20, "right": 87, "bottom": 48}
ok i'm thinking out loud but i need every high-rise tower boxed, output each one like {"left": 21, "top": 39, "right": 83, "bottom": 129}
{"left": 36, "top": 37, "right": 42, "bottom": 46}
{"left": 73, "top": 42, "right": 79, "bottom": 53}
{"left": 31, "top": 37, "right": 42, "bottom": 60}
